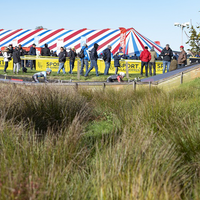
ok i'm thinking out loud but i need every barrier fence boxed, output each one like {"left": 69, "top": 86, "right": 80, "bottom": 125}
{"left": 0, "top": 56, "right": 164, "bottom": 74}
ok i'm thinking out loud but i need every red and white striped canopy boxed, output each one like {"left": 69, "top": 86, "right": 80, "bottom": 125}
{"left": 0, "top": 28, "right": 163, "bottom": 55}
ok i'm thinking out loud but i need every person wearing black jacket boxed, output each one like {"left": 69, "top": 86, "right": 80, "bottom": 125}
{"left": 160, "top": 44, "right": 173, "bottom": 73}
{"left": 85, "top": 43, "right": 99, "bottom": 77}
{"left": 29, "top": 44, "right": 37, "bottom": 70}
{"left": 13, "top": 47, "right": 21, "bottom": 74}
{"left": 69, "top": 47, "right": 77, "bottom": 74}
{"left": 113, "top": 52, "right": 121, "bottom": 74}
{"left": 103, "top": 45, "right": 112, "bottom": 75}
{"left": 57, "top": 47, "right": 66, "bottom": 74}
{"left": 8, "top": 44, "right": 13, "bottom": 56}
{"left": 41, "top": 44, "right": 50, "bottom": 56}
{"left": 53, "top": 51, "right": 57, "bottom": 57}
{"left": 18, "top": 44, "right": 25, "bottom": 70}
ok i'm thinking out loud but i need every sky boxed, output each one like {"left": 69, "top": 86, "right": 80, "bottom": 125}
{"left": 1, "top": 0, "right": 199, "bottom": 51}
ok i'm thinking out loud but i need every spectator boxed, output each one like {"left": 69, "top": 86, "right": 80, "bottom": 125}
{"left": 85, "top": 43, "right": 99, "bottom": 77}
{"left": 29, "top": 43, "right": 36, "bottom": 70}
{"left": 160, "top": 44, "right": 173, "bottom": 73}
{"left": 13, "top": 46, "right": 21, "bottom": 74}
{"left": 18, "top": 44, "right": 25, "bottom": 71}
{"left": 32, "top": 68, "right": 52, "bottom": 83}
{"left": 69, "top": 47, "right": 77, "bottom": 74}
{"left": 149, "top": 46, "right": 157, "bottom": 76}
{"left": 2, "top": 47, "right": 11, "bottom": 73}
{"left": 50, "top": 50, "right": 54, "bottom": 56}
{"left": 103, "top": 45, "right": 112, "bottom": 75}
{"left": 8, "top": 44, "right": 13, "bottom": 56}
{"left": 157, "top": 55, "right": 163, "bottom": 61}
{"left": 178, "top": 46, "right": 187, "bottom": 68}
{"left": 106, "top": 72, "right": 125, "bottom": 82}
{"left": 140, "top": 46, "right": 151, "bottom": 77}
{"left": 113, "top": 52, "right": 121, "bottom": 75}
{"left": 63, "top": 47, "right": 67, "bottom": 56}
{"left": 57, "top": 47, "right": 66, "bottom": 74}
{"left": 99, "top": 53, "right": 103, "bottom": 59}
{"left": 53, "top": 51, "right": 57, "bottom": 57}
{"left": 0, "top": 51, "right": 2, "bottom": 56}
{"left": 174, "top": 52, "right": 179, "bottom": 60}
{"left": 169, "top": 56, "right": 178, "bottom": 71}
{"left": 118, "top": 47, "right": 124, "bottom": 57}
{"left": 80, "top": 43, "right": 90, "bottom": 76}
{"left": 24, "top": 50, "right": 29, "bottom": 67}
{"left": 132, "top": 53, "right": 138, "bottom": 60}
{"left": 41, "top": 43, "right": 50, "bottom": 56}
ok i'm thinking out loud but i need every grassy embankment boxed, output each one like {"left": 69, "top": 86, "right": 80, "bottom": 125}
{"left": 1, "top": 78, "right": 200, "bottom": 199}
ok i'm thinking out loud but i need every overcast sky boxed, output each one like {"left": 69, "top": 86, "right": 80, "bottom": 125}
{"left": 1, "top": 0, "right": 199, "bottom": 51}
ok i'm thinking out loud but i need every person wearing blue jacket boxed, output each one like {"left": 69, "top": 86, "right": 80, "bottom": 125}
{"left": 85, "top": 43, "right": 99, "bottom": 77}
{"left": 80, "top": 43, "right": 90, "bottom": 76}
{"left": 118, "top": 47, "right": 124, "bottom": 57}
{"left": 29, "top": 43, "right": 36, "bottom": 70}
{"left": 103, "top": 45, "right": 112, "bottom": 75}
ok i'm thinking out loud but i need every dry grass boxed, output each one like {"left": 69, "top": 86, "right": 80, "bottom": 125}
{"left": 0, "top": 79, "right": 200, "bottom": 199}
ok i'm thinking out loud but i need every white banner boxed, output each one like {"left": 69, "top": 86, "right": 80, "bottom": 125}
{"left": 57, "top": 38, "right": 64, "bottom": 54}
{"left": 12, "top": 38, "right": 18, "bottom": 47}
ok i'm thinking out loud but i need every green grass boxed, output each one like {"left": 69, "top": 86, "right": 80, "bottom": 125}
{"left": 1, "top": 79, "right": 200, "bottom": 199}
{"left": 0, "top": 69, "right": 140, "bottom": 82}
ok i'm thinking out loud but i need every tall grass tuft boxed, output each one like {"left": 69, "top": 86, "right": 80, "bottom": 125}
{"left": 0, "top": 85, "right": 91, "bottom": 133}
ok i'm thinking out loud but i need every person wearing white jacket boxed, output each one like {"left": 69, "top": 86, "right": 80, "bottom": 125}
{"left": 3, "top": 47, "right": 11, "bottom": 73}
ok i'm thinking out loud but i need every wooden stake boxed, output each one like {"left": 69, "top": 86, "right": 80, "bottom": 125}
{"left": 77, "top": 60, "right": 80, "bottom": 80}
{"left": 180, "top": 72, "right": 183, "bottom": 84}
{"left": 133, "top": 81, "right": 136, "bottom": 91}
{"left": 126, "top": 61, "right": 129, "bottom": 79}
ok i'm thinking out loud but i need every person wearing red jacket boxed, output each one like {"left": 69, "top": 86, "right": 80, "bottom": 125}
{"left": 140, "top": 46, "right": 151, "bottom": 77}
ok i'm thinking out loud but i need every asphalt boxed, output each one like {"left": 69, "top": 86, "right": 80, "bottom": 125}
{"left": 141, "top": 63, "right": 200, "bottom": 82}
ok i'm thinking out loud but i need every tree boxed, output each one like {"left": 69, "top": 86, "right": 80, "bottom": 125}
{"left": 35, "top": 26, "right": 44, "bottom": 30}
{"left": 186, "top": 25, "right": 200, "bottom": 55}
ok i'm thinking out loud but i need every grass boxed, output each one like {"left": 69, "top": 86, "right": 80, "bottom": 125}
{"left": 1, "top": 79, "right": 200, "bottom": 199}
{"left": 0, "top": 69, "right": 140, "bottom": 82}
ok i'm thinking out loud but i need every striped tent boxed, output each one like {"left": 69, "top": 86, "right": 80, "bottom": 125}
{"left": 0, "top": 28, "right": 163, "bottom": 55}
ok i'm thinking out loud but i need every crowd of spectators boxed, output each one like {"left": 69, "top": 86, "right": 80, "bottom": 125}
{"left": 0, "top": 42, "right": 188, "bottom": 77}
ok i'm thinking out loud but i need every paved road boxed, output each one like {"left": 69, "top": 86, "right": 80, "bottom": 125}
{"left": 141, "top": 64, "right": 199, "bottom": 82}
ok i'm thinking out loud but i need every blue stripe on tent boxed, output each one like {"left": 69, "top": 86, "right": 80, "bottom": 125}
{"left": 136, "top": 33, "right": 162, "bottom": 56}
{"left": 98, "top": 37, "right": 120, "bottom": 56}
{"left": 131, "top": 32, "right": 140, "bottom": 56}
{"left": 22, "top": 30, "right": 51, "bottom": 47}
{"left": 143, "top": 36, "right": 163, "bottom": 50}
{"left": 88, "top": 29, "right": 119, "bottom": 49}
{"left": 39, "top": 30, "right": 72, "bottom": 47}
{"left": 64, "top": 30, "right": 95, "bottom": 48}
{"left": 125, "top": 37, "right": 130, "bottom": 55}
{"left": 134, "top": 30, "right": 163, "bottom": 51}
{"left": 0, "top": 29, "right": 31, "bottom": 47}
{"left": 135, "top": 32, "right": 152, "bottom": 50}
{"left": 0, "top": 30, "right": 11, "bottom": 37}
{"left": 43, "top": 30, "right": 73, "bottom": 47}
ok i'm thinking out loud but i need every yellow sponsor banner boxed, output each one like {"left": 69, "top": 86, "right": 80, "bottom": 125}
{"left": 36, "top": 57, "right": 164, "bottom": 74}
{"left": 0, "top": 56, "right": 164, "bottom": 74}
{"left": 0, "top": 57, "right": 13, "bottom": 71}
